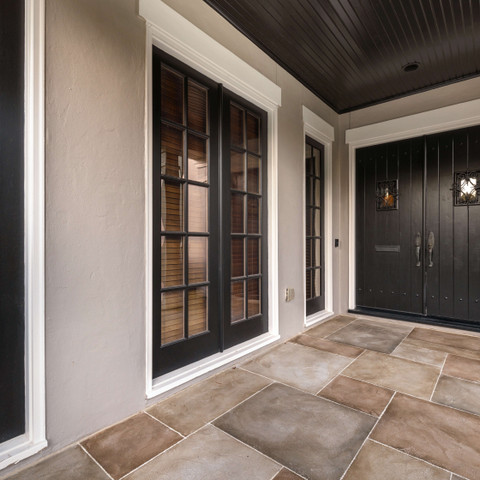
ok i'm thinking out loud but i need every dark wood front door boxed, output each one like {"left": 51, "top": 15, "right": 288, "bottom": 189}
{"left": 356, "top": 125, "right": 480, "bottom": 326}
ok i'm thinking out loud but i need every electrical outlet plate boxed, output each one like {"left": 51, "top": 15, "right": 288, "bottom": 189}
{"left": 285, "top": 287, "right": 295, "bottom": 302}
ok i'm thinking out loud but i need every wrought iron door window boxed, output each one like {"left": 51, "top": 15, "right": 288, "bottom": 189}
{"left": 452, "top": 171, "right": 480, "bottom": 206}
{"left": 376, "top": 180, "right": 398, "bottom": 211}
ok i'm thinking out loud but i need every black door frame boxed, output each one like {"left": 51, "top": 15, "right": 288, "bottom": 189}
{"left": 350, "top": 126, "right": 480, "bottom": 333}
{"left": 305, "top": 136, "right": 325, "bottom": 316}
{"left": 152, "top": 48, "right": 269, "bottom": 377}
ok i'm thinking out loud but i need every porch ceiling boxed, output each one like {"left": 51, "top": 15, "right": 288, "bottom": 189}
{"left": 203, "top": 0, "right": 480, "bottom": 113}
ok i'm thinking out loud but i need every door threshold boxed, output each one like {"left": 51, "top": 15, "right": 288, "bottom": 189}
{"left": 350, "top": 307, "right": 480, "bottom": 333}
{"left": 148, "top": 332, "right": 280, "bottom": 398}
{"left": 0, "top": 434, "right": 47, "bottom": 471}
{"left": 305, "top": 310, "right": 335, "bottom": 328}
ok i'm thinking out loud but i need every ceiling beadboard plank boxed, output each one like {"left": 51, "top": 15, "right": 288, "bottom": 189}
{"left": 202, "top": 0, "right": 480, "bottom": 112}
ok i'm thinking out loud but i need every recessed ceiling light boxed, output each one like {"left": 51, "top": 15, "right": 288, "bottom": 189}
{"left": 402, "top": 62, "right": 420, "bottom": 73}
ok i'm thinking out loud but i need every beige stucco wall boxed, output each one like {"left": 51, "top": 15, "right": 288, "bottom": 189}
{"left": 2, "top": 0, "right": 339, "bottom": 475}
{"left": 44, "top": 0, "right": 147, "bottom": 451}
{"left": 3, "top": 0, "right": 480, "bottom": 476}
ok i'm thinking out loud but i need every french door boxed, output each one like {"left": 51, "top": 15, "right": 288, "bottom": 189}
{"left": 305, "top": 137, "right": 325, "bottom": 316}
{"left": 152, "top": 49, "right": 268, "bottom": 377}
{"left": 356, "top": 125, "right": 480, "bottom": 326}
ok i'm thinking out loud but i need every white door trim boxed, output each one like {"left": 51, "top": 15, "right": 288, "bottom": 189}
{"left": 0, "top": 0, "right": 47, "bottom": 470}
{"left": 345, "top": 98, "right": 480, "bottom": 311}
{"left": 302, "top": 106, "right": 335, "bottom": 327}
{"left": 140, "top": 0, "right": 281, "bottom": 399}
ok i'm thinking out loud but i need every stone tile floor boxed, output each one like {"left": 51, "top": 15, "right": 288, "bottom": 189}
{"left": 5, "top": 315, "right": 480, "bottom": 480}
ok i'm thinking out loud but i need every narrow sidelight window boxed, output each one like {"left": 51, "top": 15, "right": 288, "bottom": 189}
{"left": 305, "top": 137, "right": 325, "bottom": 315}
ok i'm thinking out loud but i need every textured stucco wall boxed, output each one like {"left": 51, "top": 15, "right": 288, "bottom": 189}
{"left": 5, "top": 0, "right": 480, "bottom": 476}
{"left": 44, "top": 0, "right": 146, "bottom": 454}
{"left": 0, "top": 1, "right": 339, "bottom": 475}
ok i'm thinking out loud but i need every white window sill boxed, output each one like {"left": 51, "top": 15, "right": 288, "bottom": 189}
{"left": 0, "top": 435, "right": 47, "bottom": 471}
{"left": 304, "top": 310, "right": 335, "bottom": 328}
{"left": 147, "top": 332, "right": 280, "bottom": 398}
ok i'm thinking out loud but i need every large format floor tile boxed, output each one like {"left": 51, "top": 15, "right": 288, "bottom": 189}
{"left": 126, "top": 425, "right": 281, "bottom": 480}
{"left": 291, "top": 334, "right": 363, "bottom": 358}
{"left": 404, "top": 329, "right": 480, "bottom": 360}
{"left": 241, "top": 342, "right": 352, "bottom": 393}
{"left": 408, "top": 328, "right": 480, "bottom": 351}
{"left": 343, "top": 440, "right": 450, "bottom": 480}
{"left": 147, "top": 368, "right": 271, "bottom": 435}
{"left": 214, "top": 383, "right": 376, "bottom": 480}
{"left": 318, "top": 375, "right": 393, "bottom": 417}
{"left": 342, "top": 350, "right": 440, "bottom": 399}
{"left": 81, "top": 413, "right": 181, "bottom": 480}
{"left": 391, "top": 342, "right": 447, "bottom": 367}
{"left": 371, "top": 393, "right": 480, "bottom": 480}
{"left": 273, "top": 468, "right": 305, "bottom": 480}
{"left": 5, "top": 446, "right": 108, "bottom": 480}
{"left": 401, "top": 337, "right": 480, "bottom": 361}
{"left": 305, "top": 316, "right": 356, "bottom": 338}
{"left": 326, "top": 319, "right": 412, "bottom": 353}
{"left": 443, "top": 354, "right": 480, "bottom": 383}
{"left": 432, "top": 375, "right": 480, "bottom": 416}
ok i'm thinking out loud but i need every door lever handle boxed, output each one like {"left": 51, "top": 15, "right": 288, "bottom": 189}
{"left": 415, "top": 232, "right": 421, "bottom": 267}
{"left": 427, "top": 231, "right": 435, "bottom": 268}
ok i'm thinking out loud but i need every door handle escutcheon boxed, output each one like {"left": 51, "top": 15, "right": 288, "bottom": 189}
{"left": 427, "top": 231, "right": 435, "bottom": 267}
{"left": 415, "top": 232, "right": 421, "bottom": 267}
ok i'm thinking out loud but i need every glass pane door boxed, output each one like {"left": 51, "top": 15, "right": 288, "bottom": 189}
{"left": 305, "top": 137, "right": 325, "bottom": 316}
{"left": 153, "top": 50, "right": 220, "bottom": 377}
{"left": 223, "top": 93, "right": 268, "bottom": 349}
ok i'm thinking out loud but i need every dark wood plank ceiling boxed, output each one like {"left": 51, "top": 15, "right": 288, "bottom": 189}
{"left": 203, "top": 0, "right": 480, "bottom": 113}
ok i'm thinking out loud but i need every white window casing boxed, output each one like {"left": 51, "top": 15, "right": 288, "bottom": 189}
{"left": 140, "top": 0, "right": 281, "bottom": 398}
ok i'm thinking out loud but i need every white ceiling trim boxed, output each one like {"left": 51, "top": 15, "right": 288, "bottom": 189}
{"left": 139, "top": 0, "right": 281, "bottom": 111}
{"left": 346, "top": 98, "right": 480, "bottom": 147}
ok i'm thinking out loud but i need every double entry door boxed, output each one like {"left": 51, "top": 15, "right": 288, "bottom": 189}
{"left": 356, "top": 125, "right": 480, "bottom": 326}
{"left": 152, "top": 48, "right": 268, "bottom": 377}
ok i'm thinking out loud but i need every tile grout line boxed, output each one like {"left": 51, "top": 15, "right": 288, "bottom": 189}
{"left": 315, "top": 348, "right": 369, "bottom": 395}
{"left": 388, "top": 327, "right": 415, "bottom": 352}
{"left": 78, "top": 443, "right": 115, "bottom": 480}
{"left": 200, "top": 381, "right": 274, "bottom": 429}
{"left": 303, "top": 316, "right": 357, "bottom": 339}
{"left": 143, "top": 411, "right": 185, "bottom": 438}
{"left": 209, "top": 423, "right": 308, "bottom": 480}
{"left": 287, "top": 337, "right": 363, "bottom": 361}
{"left": 429, "top": 396, "right": 480, "bottom": 419}
{"left": 176, "top": 381, "right": 276, "bottom": 442}
{"left": 116, "top": 430, "right": 193, "bottom": 480}
{"left": 339, "top": 372, "right": 437, "bottom": 404}
{"left": 430, "top": 353, "right": 448, "bottom": 401}
{"left": 237, "top": 364, "right": 348, "bottom": 400}
{"left": 338, "top": 391, "right": 398, "bottom": 480}
{"left": 440, "top": 372, "right": 480, "bottom": 386}
{"left": 314, "top": 392, "right": 379, "bottom": 419}
{"left": 368, "top": 438, "right": 457, "bottom": 476}
{"left": 239, "top": 363, "right": 379, "bottom": 420}
{"left": 119, "top": 380, "right": 277, "bottom": 479}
